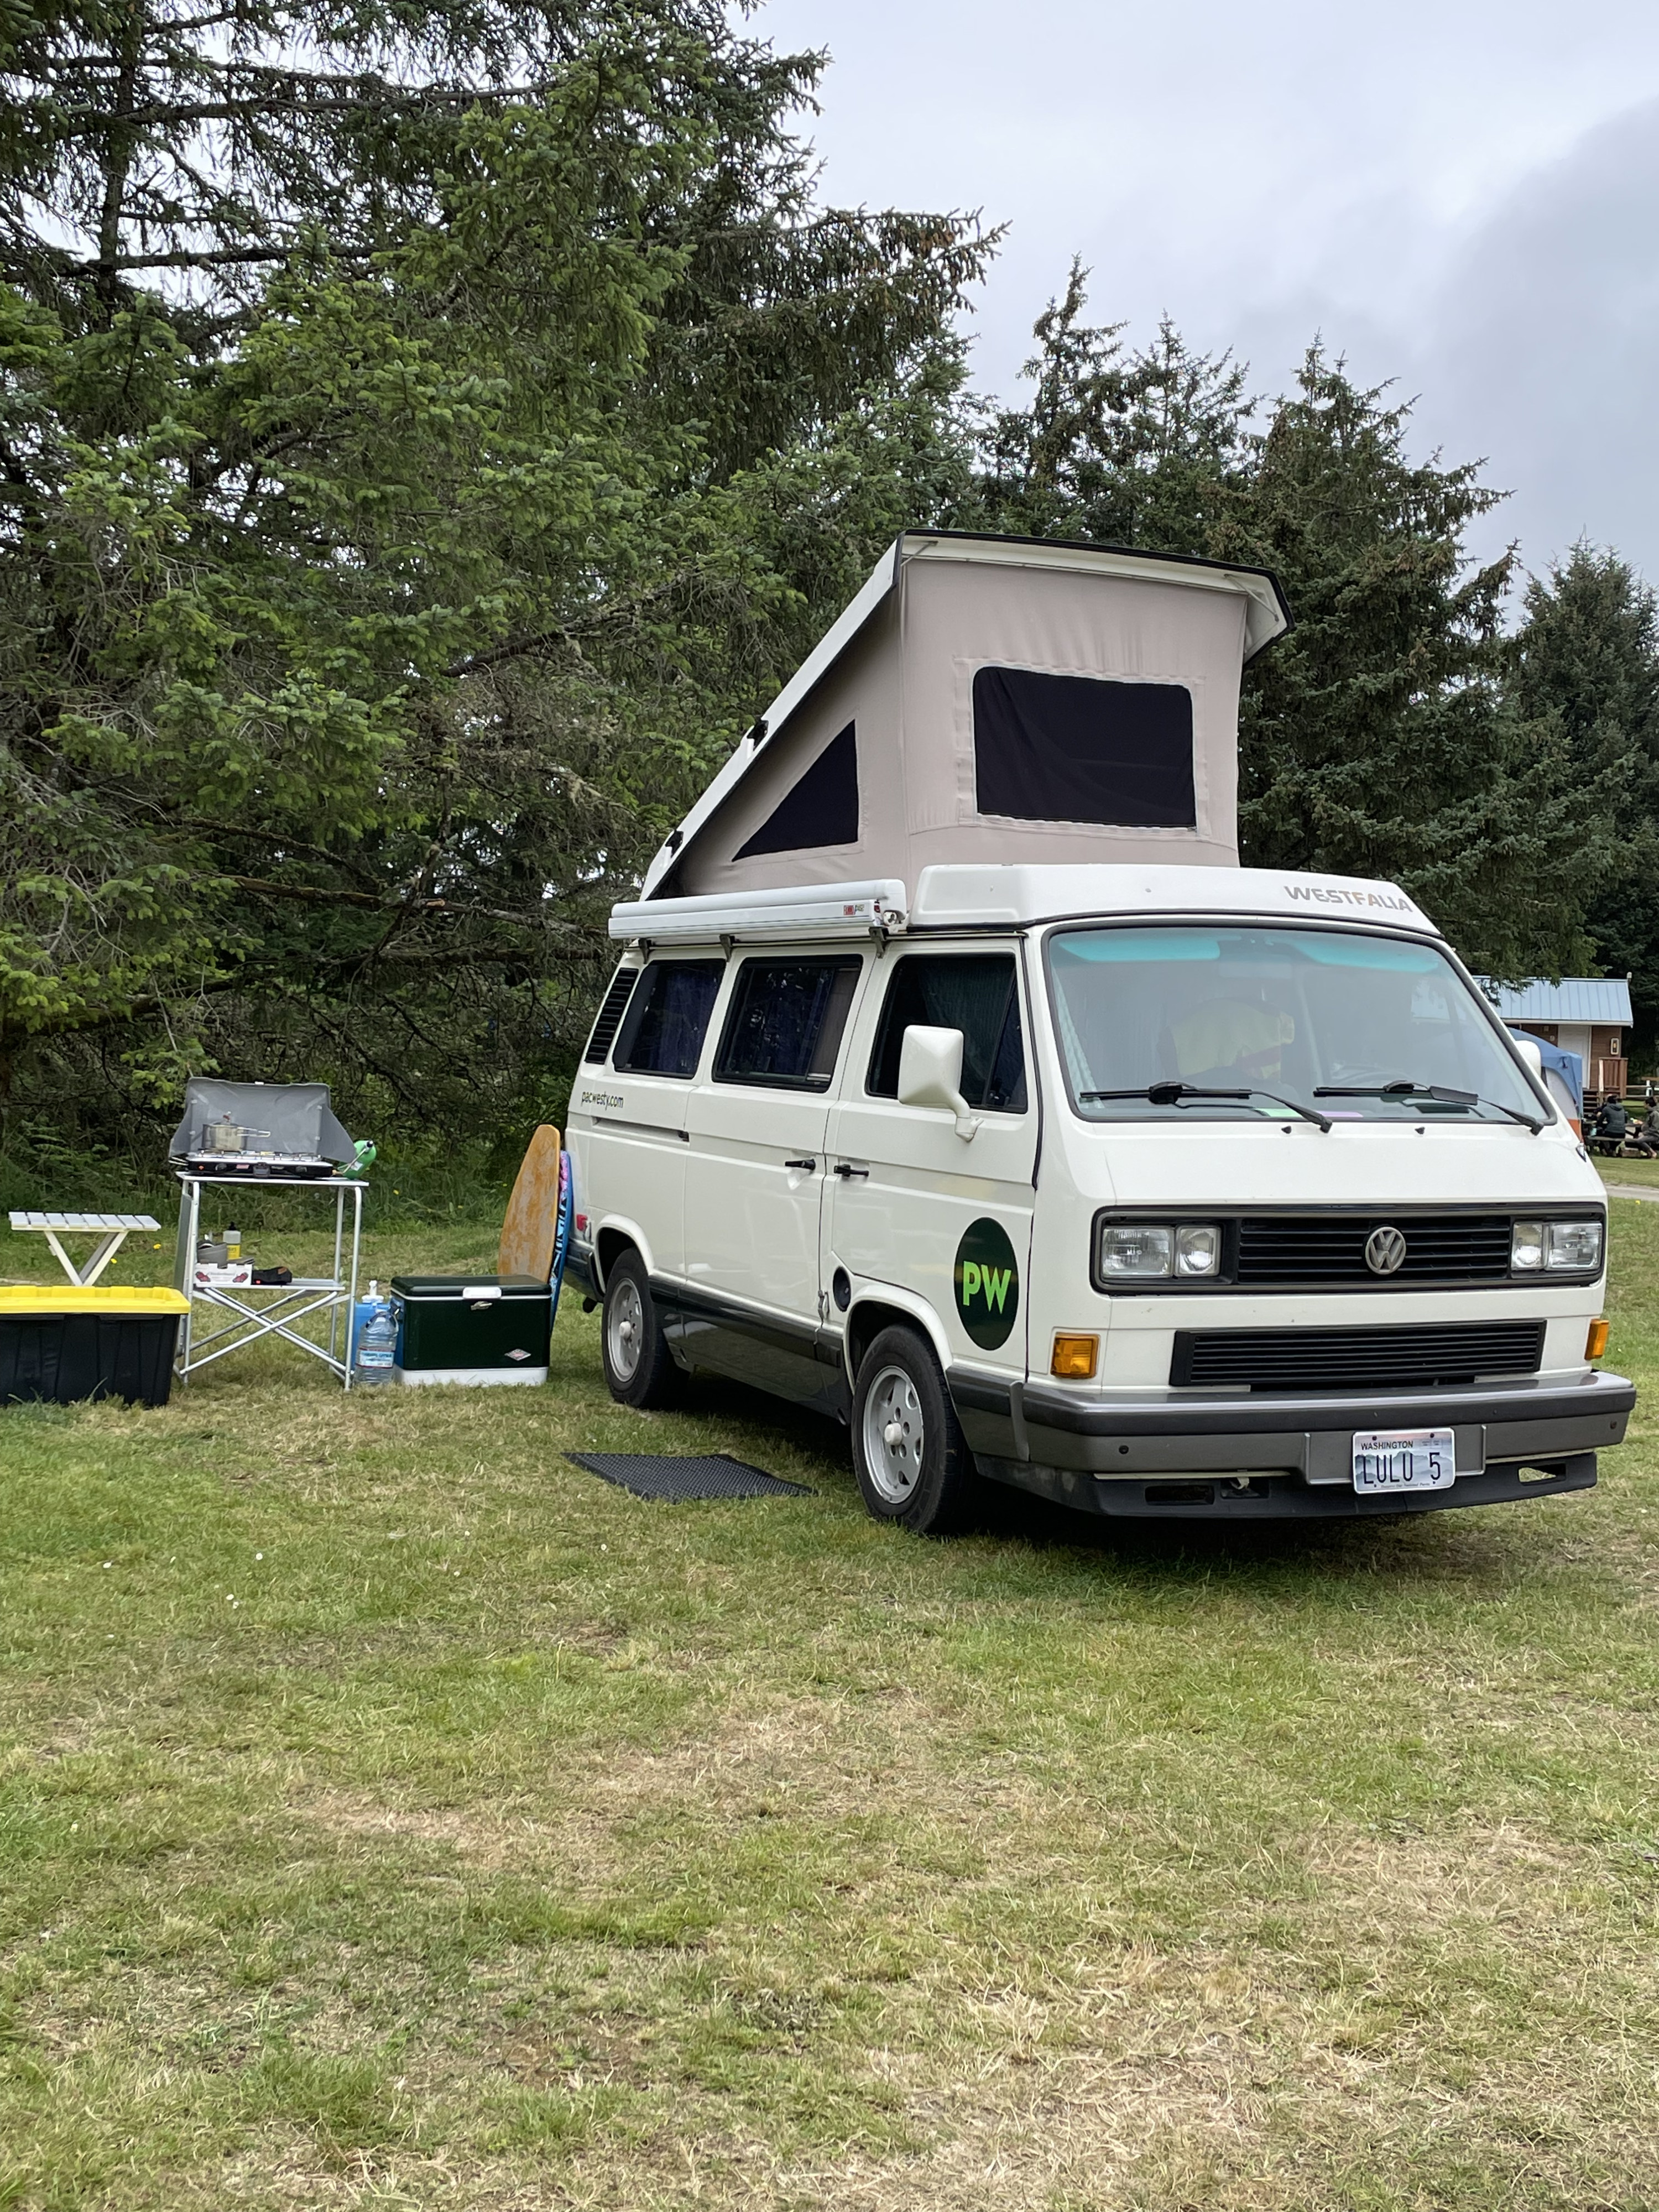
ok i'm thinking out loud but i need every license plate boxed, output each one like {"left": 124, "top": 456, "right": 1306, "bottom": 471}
{"left": 1352, "top": 1427, "right": 1457, "bottom": 1494}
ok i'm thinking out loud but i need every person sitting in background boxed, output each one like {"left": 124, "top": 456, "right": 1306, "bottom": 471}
{"left": 1592, "top": 1095, "right": 1630, "bottom": 1149}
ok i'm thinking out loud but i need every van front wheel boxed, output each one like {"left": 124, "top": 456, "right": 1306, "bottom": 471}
{"left": 852, "top": 1326, "right": 981, "bottom": 1535}
{"left": 601, "top": 1250, "right": 682, "bottom": 1410}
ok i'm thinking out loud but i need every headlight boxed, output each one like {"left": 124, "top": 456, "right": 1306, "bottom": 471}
{"left": 1097, "top": 1222, "right": 1222, "bottom": 1280}
{"left": 1546, "top": 1218, "right": 1603, "bottom": 1272}
{"left": 1512, "top": 1219, "right": 1603, "bottom": 1272}
{"left": 1099, "top": 1222, "right": 1173, "bottom": 1278}
{"left": 1175, "top": 1223, "right": 1222, "bottom": 1277}
{"left": 1511, "top": 1222, "right": 1545, "bottom": 1271}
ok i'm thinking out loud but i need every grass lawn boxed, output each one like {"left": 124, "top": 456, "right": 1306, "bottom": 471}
{"left": 3, "top": 1207, "right": 1659, "bottom": 2210}
{"left": 1596, "top": 1154, "right": 1659, "bottom": 1191}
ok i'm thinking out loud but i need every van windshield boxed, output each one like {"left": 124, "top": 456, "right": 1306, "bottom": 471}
{"left": 1046, "top": 925, "right": 1546, "bottom": 1125}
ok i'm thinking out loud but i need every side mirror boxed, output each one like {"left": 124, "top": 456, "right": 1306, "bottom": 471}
{"left": 898, "top": 1025, "right": 980, "bottom": 1141}
{"left": 1508, "top": 1033, "right": 1561, "bottom": 1126}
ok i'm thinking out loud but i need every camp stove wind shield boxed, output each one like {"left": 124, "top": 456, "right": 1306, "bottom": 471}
{"left": 168, "top": 1079, "right": 357, "bottom": 1178}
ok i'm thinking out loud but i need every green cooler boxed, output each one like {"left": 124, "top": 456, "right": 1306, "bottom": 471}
{"left": 390, "top": 1276, "right": 551, "bottom": 1387}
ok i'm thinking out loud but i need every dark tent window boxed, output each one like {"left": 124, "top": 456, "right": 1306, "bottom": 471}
{"left": 973, "top": 667, "right": 1196, "bottom": 828}
{"left": 734, "top": 721, "right": 859, "bottom": 858}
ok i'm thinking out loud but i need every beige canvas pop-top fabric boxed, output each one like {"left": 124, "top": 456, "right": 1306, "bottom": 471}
{"left": 651, "top": 535, "right": 1285, "bottom": 901}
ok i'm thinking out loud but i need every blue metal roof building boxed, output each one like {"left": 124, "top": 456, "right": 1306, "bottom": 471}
{"left": 1473, "top": 978, "right": 1633, "bottom": 1025}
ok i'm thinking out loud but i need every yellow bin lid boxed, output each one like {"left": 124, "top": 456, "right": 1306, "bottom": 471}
{"left": 0, "top": 1286, "right": 189, "bottom": 1317}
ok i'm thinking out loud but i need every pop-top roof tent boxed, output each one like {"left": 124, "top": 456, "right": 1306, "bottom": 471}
{"left": 641, "top": 531, "right": 1291, "bottom": 904}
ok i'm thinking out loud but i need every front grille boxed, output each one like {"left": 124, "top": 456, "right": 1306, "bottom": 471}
{"left": 1172, "top": 1321, "right": 1546, "bottom": 1392}
{"left": 1235, "top": 1214, "right": 1515, "bottom": 1285}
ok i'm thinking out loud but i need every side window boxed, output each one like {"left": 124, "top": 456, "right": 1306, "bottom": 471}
{"left": 868, "top": 954, "right": 1027, "bottom": 1113}
{"left": 612, "top": 959, "right": 724, "bottom": 1077}
{"left": 715, "top": 957, "right": 862, "bottom": 1091}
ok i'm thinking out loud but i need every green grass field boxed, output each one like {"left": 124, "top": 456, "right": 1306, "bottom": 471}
{"left": 3, "top": 1205, "right": 1659, "bottom": 2209}
{"left": 1597, "top": 1152, "right": 1659, "bottom": 1192}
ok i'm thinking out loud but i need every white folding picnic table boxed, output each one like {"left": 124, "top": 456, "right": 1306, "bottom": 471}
{"left": 172, "top": 1173, "right": 366, "bottom": 1389}
{"left": 8, "top": 1211, "right": 161, "bottom": 1286}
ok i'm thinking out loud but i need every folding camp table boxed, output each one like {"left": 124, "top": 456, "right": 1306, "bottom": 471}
{"left": 173, "top": 1173, "right": 365, "bottom": 1389}
{"left": 8, "top": 1211, "right": 161, "bottom": 1286}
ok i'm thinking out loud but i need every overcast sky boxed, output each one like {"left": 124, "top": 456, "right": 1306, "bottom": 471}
{"left": 755, "top": 0, "right": 1659, "bottom": 592}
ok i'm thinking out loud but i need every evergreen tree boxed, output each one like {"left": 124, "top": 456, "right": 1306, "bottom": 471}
{"left": 1226, "top": 348, "right": 1616, "bottom": 977}
{"left": 0, "top": 0, "right": 990, "bottom": 1162}
{"left": 966, "top": 275, "right": 1618, "bottom": 979}
{"left": 1512, "top": 543, "right": 1659, "bottom": 1055}
{"left": 968, "top": 261, "right": 1251, "bottom": 552}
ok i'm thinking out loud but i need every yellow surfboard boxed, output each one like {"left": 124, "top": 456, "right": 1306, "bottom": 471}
{"left": 498, "top": 1125, "right": 562, "bottom": 1282}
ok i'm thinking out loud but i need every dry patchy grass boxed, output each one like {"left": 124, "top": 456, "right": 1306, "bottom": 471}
{"left": 1, "top": 1213, "right": 1658, "bottom": 2206}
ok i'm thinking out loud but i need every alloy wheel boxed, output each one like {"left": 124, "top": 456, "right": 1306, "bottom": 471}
{"left": 862, "top": 1363, "right": 925, "bottom": 1504}
{"left": 607, "top": 1277, "right": 644, "bottom": 1383}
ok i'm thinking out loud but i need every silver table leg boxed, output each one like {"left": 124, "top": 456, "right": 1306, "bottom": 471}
{"left": 173, "top": 1178, "right": 202, "bottom": 1383}
{"left": 343, "top": 1182, "right": 364, "bottom": 1387}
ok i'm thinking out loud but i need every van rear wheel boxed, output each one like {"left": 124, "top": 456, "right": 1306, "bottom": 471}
{"left": 851, "top": 1325, "right": 982, "bottom": 1535}
{"left": 601, "top": 1250, "right": 682, "bottom": 1410}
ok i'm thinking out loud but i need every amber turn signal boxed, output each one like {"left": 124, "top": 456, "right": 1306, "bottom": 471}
{"left": 1587, "top": 1317, "right": 1610, "bottom": 1360}
{"left": 1051, "top": 1333, "right": 1099, "bottom": 1380}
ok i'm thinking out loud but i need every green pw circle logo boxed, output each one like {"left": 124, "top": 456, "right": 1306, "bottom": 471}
{"left": 953, "top": 1217, "right": 1020, "bottom": 1350}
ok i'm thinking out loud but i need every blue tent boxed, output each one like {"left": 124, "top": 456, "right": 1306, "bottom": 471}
{"left": 1509, "top": 1026, "right": 1582, "bottom": 1115}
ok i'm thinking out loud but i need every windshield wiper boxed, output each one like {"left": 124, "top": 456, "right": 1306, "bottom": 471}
{"left": 1313, "top": 1079, "right": 1542, "bottom": 1134}
{"left": 1082, "top": 1079, "right": 1333, "bottom": 1132}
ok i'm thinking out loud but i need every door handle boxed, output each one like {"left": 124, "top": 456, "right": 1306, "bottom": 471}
{"left": 784, "top": 1158, "right": 817, "bottom": 1172}
{"left": 833, "top": 1162, "right": 869, "bottom": 1179}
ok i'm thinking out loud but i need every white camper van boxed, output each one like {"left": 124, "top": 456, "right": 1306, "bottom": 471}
{"left": 566, "top": 534, "right": 1633, "bottom": 1528}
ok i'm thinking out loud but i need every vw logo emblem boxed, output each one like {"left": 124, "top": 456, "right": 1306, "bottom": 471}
{"left": 1365, "top": 1224, "right": 1407, "bottom": 1276}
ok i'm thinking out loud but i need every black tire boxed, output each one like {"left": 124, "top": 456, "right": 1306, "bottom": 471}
{"left": 851, "top": 1324, "right": 983, "bottom": 1536}
{"left": 600, "top": 1249, "right": 683, "bottom": 1410}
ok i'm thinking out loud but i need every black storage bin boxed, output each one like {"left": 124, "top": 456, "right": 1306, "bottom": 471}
{"left": 0, "top": 1290, "right": 186, "bottom": 1407}
{"left": 390, "top": 1276, "right": 551, "bottom": 1386}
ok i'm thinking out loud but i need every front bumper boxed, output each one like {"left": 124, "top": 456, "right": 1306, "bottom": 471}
{"left": 975, "top": 1455, "right": 1601, "bottom": 1519}
{"left": 948, "top": 1368, "right": 1635, "bottom": 1519}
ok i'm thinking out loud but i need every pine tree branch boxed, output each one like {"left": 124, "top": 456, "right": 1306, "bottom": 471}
{"left": 226, "top": 875, "right": 571, "bottom": 932}
{"left": 60, "top": 79, "right": 554, "bottom": 130}
{"left": 79, "top": 243, "right": 372, "bottom": 270}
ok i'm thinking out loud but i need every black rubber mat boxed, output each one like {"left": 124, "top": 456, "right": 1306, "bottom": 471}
{"left": 566, "top": 1452, "right": 813, "bottom": 1502}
